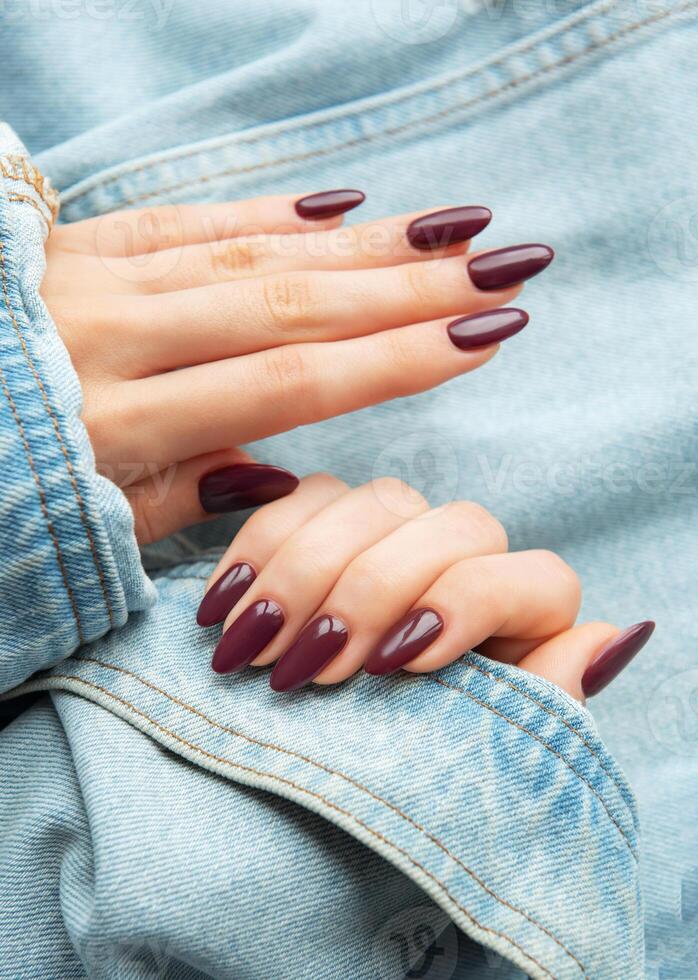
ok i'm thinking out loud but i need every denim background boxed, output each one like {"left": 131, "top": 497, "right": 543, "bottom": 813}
{"left": 1, "top": 1, "right": 697, "bottom": 977}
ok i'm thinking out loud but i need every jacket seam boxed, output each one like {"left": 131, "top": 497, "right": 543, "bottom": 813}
{"left": 47, "top": 671, "right": 569, "bottom": 979}
{"left": 71, "top": 656, "right": 586, "bottom": 970}
{"left": 144, "top": 569, "right": 634, "bottom": 813}
{"left": 66, "top": 650, "right": 621, "bottom": 968}
{"left": 73, "top": 1, "right": 694, "bottom": 214}
{"left": 464, "top": 661, "right": 634, "bottom": 819}
{"left": 62, "top": 0, "right": 627, "bottom": 204}
{"left": 0, "top": 241, "right": 84, "bottom": 643}
{"left": 0, "top": 236, "right": 114, "bottom": 627}
{"left": 426, "top": 673, "right": 635, "bottom": 857}
{"left": 0, "top": 155, "right": 60, "bottom": 224}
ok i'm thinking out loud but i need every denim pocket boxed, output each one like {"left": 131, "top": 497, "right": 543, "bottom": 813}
{"left": 53, "top": 0, "right": 698, "bottom": 222}
{"left": 11, "top": 563, "right": 643, "bottom": 979}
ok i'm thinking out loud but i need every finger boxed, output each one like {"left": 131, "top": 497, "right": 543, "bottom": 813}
{"left": 107, "top": 311, "right": 522, "bottom": 469}
{"left": 197, "top": 472, "right": 349, "bottom": 626}
{"left": 97, "top": 315, "right": 496, "bottom": 468}
{"left": 53, "top": 192, "right": 362, "bottom": 257}
{"left": 125, "top": 449, "right": 303, "bottom": 545}
{"left": 268, "top": 501, "right": 508, "bottom": 691}
{"left": 519, "top": 620, "right": 655, "bottom": 700}
{"left": 128, "top": 246, "right": 531, "bottom": 370}
{"left": 210, "top": 479, "right": 429, "bottom": 674}
{"left": 122, "top": 206, "right": 491, "bottom": 291}
{"left": 364, "top": 549, "right": 582, "bottom": 676}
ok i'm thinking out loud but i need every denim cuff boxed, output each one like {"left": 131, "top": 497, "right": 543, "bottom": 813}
{"left": 11, "top": 559, "right": 643, "bottom": 978}
{"left": 0, "top": 123, "right": 154, "bottom": 692}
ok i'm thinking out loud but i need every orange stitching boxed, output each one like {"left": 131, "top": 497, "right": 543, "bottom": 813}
{"left": 464, "top": 660, "right": 631, "bottom": 811}
{"left": 64, "top": 0, "right": 628, "bottom": 204}
{"left": 49, "top": 672, "right": 559, "bottom": 979}
{"left": 0, "top": 156, "right": 59, "bottom": 223}
{"left": 0, "top": 305, "right": 83, "bottom": 643}
{"left": 79, "top": 655, "right": 586, "bottom": 970}
{"left": 7, "top": 194, "right": 51, "bottom": 225}
{"left": 426, "top": 674, "right": 635, "bottom": 857}
{"left": 0, "top": 242, "right": 114, "bottom": 627}
{"left": 73, "top": 1, "right": 696, "bottom": 216}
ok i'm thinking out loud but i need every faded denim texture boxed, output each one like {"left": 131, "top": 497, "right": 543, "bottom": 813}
{"left": 1, "top": 1, "right": 697, "bottom": 977}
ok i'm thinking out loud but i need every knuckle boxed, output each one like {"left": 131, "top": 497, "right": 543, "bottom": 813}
{"left": 210, "top": 238, "right": 262, "bottom": 278}
{"left": 340, "top": 554, "right": 397, "bottom": 606}
{"left": 404, "top": 262, "right": 435, "bottom": 309}
{"left": 371, "top": 476, "right": 429, "bottom": 513}
{"left": 259, "top": 344, "right": 311, "bottom": 399}
{"left": 443, "top": 500, "right": 508, "bottom": 551}
{"left": 261, "top": 273, "right": 318, "bottom": 331}
{"left": 303, "top": 472, "right": 349, "bottom": 496}
{"left": 532, "top": 550, "right": 582, "bottom": 602}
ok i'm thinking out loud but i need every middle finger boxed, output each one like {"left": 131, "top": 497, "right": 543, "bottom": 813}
{"left": 119, "top": 242, "right": 550, "bottom": 372}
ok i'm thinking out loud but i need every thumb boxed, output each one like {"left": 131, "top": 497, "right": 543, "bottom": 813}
{"left": 125, "top": 449, "right": 299, "bottom": 545}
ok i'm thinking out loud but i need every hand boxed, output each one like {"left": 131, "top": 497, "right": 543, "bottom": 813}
{"left": 196, "top": 474, "right": 654, "bottom": 698}
{"left": 42, "top": 191, "right": 553, "bottom": 543}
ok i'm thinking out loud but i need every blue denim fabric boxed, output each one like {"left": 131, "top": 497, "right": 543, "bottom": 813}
{"left": 1, "top": 1, "right": 697, "bottom": 977}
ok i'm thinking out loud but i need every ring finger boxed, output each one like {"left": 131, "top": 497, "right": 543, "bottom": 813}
{"left": 112, "top": 243, "right": 550, "bottom": 372}
{"left": 210, "top": 479, "right": 431, "bottom": 674}
{"left": 120, "top": 206, "right": 492, "bottom": 291}
{"left": 270, "top": 549, "right": 580, "bottom": 690}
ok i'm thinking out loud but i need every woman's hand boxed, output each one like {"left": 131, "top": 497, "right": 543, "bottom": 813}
{"left": 42, "top": 191, "right": 553, "bottom": 543}
{"left": 197, "top": 474, "right": 654, "bottom": 698}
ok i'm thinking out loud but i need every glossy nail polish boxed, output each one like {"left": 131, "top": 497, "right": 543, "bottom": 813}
{"left": 365, "top": 608, "right": 444, "bottom": 675}
{"left": 406, "top": 206, "right": 492, "bottom": 250}
{"left": 581, "top": 621, "right": 655, "bottom": 698}
{"left": 197, "top": 562, "right": 256, "bottom": 627}
{"left": 211, "top": 599, "right": 284, "bottom": 674}
{"left": 468, "top": 244, "right": 554, "bottom": 291}
{"left": 295, "top": 190, "right": 365, "bottom": 220}
{"left": 270, "top": 615, "right": 349, "bottom": 692}
{"left": 199, "top": 464, "right": 299, "bottom": 514}
{"left": 448, "top": 308, "right": 529, "bottom": 350}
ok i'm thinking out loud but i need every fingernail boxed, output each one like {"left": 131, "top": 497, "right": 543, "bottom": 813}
{"left": 581, "top": 621, "right": 655, "bottom": 698}
{"left": 211, "top": 599, "right": 284, "bottom": 674}
{"left": 199, "top": 464, "right": 299, "bottom": 514}
{"left": 295, "top": 189, "right": 365, "bottom": 220}
{"left": 468, "top": 244, "right": 554, "bottom": 291}
{"left": 197, "top": 562, "right": 257, "bottom": 627}
{"left": 365, "top": 608, "right": 444, "bottom": 675}
{"left": 448, "top": 308, "right": 529, "bottom": 350}
{"left": 270, "top": 615, "right": 349, "bottom": 692}
{"left": 406, "top": 206, "right": 492, "bottom": 250}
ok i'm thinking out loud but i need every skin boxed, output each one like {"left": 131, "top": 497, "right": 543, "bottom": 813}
{"left": 42, "top": 193, "right": 524, "bottom": 543}
{"left": 205, "top": 474, "right": 622, "bottom": 700}
{"left": 43, "top": 193, "right": 619, "bottom": 693}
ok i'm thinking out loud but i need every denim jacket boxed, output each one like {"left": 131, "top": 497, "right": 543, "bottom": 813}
{"left": 1, "top": 2, "right": 697, "bottom": 977}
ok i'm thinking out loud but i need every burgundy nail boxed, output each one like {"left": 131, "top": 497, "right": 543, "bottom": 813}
{"left": 581, "top": 621, "right": 655, "bottom": 698}
{"left": 295, "top": 190, "right": 365, "bottom": 220}
{"left": 211, "top": 599, "right": 284, "bottom": 674}
{"left": 406, "top": 206, "right": 492, "bottom": 250}
{"left": 270, "top": 615, "right": 349, "bottom": 692}
{"left": 199, "top": 464, "right": 299, "bottom": 514}
{"left": 448, "top": 308, "right": 529, "bottom": 350}
{"left": 365, "top": 608, "right": 444, "bottom": 676}
{"left": 197, "top": 562, "right": 257, "bottom": 627}
{"left": 468, "top": 244, "right": 554, "bottom": 291}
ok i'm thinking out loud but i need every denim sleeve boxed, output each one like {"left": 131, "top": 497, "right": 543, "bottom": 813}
{"left": 1, "top": 560, "right": 644, "bottom": 979}
{"left": 0, "top": 123, "right": 155, "bottom": 693}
